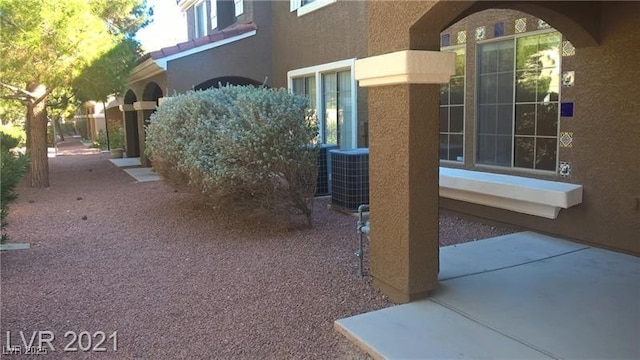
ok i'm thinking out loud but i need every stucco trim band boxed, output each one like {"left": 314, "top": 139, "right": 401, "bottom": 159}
{"left": 439, "top": 168, "right": 583, "bottom": 219}
{"left": 355, "top": 50, "right": 456, "bottom": 87}
{"left": 133, "top": 101, "right": 157, "bottom": 111}
{"left": 119, "top": 104, "right": 135, "bottom": 112}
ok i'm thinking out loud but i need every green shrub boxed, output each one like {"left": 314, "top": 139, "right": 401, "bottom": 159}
{"left": 1, "top": 131, "right": 29, "bottom": 242}
{"left": 0, "top": 124, "right": 26, "bottom": 148}
{"left": 146, "top": 86, "right": 319, "bottom": 227}
{"left": 96, "top": 124, "right": 125, "bottom": 150}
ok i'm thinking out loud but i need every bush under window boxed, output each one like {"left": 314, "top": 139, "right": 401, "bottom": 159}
{"left": 146, "top": 86, "right": 319, "bottom": 227}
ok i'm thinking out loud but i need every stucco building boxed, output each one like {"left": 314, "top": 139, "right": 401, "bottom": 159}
{"left": 123, "top": 0, "right": 639, "bottom": 302}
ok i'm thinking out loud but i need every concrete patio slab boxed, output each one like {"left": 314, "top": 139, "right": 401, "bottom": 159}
{"left": 336, "top": 299, "right": 551, "bottom": 359}
{"left": 439, "top": 231, "right": 588, "bottom": 280}
{"left": 109, "top": 157, "right": 142, "bottom": 168}
{"left": 123, "top": 167, "right": 160, "bottom": 182}
{"left": 336, "top": 232, "right": 640, "bottom": 359}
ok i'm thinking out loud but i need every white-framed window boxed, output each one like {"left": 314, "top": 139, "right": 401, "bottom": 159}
{"left": 288, "top": 59, "right": 358, "bottom": 149}
{"left": 234, "top": 0, "right": 244, "bottom": 16}
{"left": 194, "top": 0, "right": 207, "bottom": 38}
{"left": 210, "top": 0, "right": 217, "bottom": 30}
{"left": 476, "top": 31, "right": 561, "bottom": 172}
{"left": 290, "top": 0, "right": 337, "bottom": 17}
{"left": 439, "top": 46, "right": 466, "bottom": 162}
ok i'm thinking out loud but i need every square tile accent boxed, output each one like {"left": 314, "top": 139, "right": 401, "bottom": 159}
{"left": 494, "top": 22, "right": 504, "bottom": 37}
{"left": 559, "top": 132, "right": 574, "bottom": 148}
{"left": 562, "top": 71, "right": 575, "bottom": 87}
{"left": 559, "top": 161, "right": 572, "bottom": 177}
{"left": 515, "top": 17, "right": 527, "bottom": 33}
{"left": 538, "top": 19, "right": 551, "bottom": 30}
{"left": 457, "top": 30, "right": 467, "bottom": 44}
{"left": 562, "top": 40, "right": 576, "bottom": 56}
{"left": 560, "top": 102, "right": 574, "bottom": 118}
{"left": 441, "top": 33, "right": 451, "bottom": 47}
{"left": 475, "top": 26, "right": 486, "bottom": 41}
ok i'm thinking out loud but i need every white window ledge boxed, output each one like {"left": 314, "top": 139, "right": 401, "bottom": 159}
{"left": 439, "top": 167, "right": 583, "bottom": 219}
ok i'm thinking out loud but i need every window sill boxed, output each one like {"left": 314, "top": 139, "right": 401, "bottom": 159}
{"left": 439, "top": 167, "right": 583, "bottom": 219}
{"left": 296, "top": 0, "right": 337, "bottom": 17}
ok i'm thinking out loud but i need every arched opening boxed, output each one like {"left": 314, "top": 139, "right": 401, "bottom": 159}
{"left": 194, "top": 76, "right": 265, "bottom": 91}
{"left": 363, "top": 0, "right": 610, "bottom": 304}
{"left": 123, "top": 89, "right": 140, "bottom": 157}
{"left": 142, "top": 82, "right": 163, "bottom": 103}
{"left": 410, "top": 1, "right": 600, "bottom": 50}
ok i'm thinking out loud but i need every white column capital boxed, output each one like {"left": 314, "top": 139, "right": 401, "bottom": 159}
{"left": 355, "top": 50, "right": 456, "bottom": 87}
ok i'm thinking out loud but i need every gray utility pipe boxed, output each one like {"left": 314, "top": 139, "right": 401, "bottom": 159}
{"left": 356, "top": 204, "right": 370, "bottom": 277}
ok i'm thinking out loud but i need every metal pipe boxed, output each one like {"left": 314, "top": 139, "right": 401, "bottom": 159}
{"left": 356, "top": 204, "right": 370, "bottom": 277}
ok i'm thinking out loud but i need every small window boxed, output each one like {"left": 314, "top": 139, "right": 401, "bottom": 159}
{"left": 210, "top": 0, "right": 217, "bottom": 29}
{"left": 290, "top": 0, "right": 337, "bottom": 16}
{"left": 289, "top": 60, "right": 357, "bottom": 149}
{"left": 194, "top": 1, "right": 207, "bottom": 38}
{"left": 234, "top": 0, "right": 243, "bottom": 16}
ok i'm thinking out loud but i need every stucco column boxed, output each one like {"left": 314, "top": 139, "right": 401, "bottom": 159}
{"left": 355, "top": 50, "right": 455, "bottom": 303}
{"left": 133, "top": 101, "right": 157, "bottom": 167}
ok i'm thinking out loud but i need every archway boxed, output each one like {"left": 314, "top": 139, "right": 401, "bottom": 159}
{"left": 135, "top": 82, "right": 164, "bottom": 166}
{"left": 363, "top": 0, "right": 602, "bottom": 303}
{"left": 142, "top": 82, "right": 163, "bottom": 103}
{"left": 410, "top": 1, "right": 600, "bottom": 50}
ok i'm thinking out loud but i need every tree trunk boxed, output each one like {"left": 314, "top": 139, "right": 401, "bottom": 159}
{"left": 26, "top": 83, "right": 49, "bottom": 188}
{"left": 54, "top": 117, "right": 65, "bottom": 141}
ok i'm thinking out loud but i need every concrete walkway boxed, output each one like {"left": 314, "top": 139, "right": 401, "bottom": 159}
{"left": 336, "top": 232, "right": 640, "bottom": 359}
{"left": 108, "top": 157, "right": 142, "bottom": 168}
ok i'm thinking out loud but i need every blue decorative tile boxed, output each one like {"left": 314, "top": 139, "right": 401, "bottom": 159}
{"left": 560, "top": 102, "right": 574, "bottom": 117}
{"left": 494, "top": 22, "right": 504, "bottom": 37}
{"left": 441, "top": 33, "right": 450, "bottom": 47}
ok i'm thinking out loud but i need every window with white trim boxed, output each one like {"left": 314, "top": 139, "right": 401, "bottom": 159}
{"left": 439, "top": 47, "right": 465, "bottom": 162}
{"left": 234, "top": 0, "right": 244, "bottom": 16}
{"left": 210, "top": 0, "right": 217, "bottom": 30}
{"left": 194, "top": 0, "right": 207, "bottom": 38}
{"left": 476, "top": 31, "right": 561, "bottom": 171}
{"left": 290, "top": 0, "right": 337, "bottom": 16}
{"left": 289, "top": 59, "right": 357, "bottom": 149}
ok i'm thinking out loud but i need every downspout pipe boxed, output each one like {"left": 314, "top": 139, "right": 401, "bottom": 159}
{"left": 356, "top": 204, "right": 370, "bottom": 277}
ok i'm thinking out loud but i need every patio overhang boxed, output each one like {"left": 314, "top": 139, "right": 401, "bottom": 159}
{"left": 128, "top": 58, "right": 164, "bottom": 85}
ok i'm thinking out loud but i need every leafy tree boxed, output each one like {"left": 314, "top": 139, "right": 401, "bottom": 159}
{"left": 73, "top": 38, "right": 142, "bottom": 149}
{"left": 0, "top": 0, "right": 149, "bottom": 187}
{"left": 47, "top": 88, "right": 80, "bottom": 142}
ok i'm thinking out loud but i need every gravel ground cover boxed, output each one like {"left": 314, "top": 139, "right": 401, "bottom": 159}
{"left": 1, "top": 140, "right": 518, "bottom": 359}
